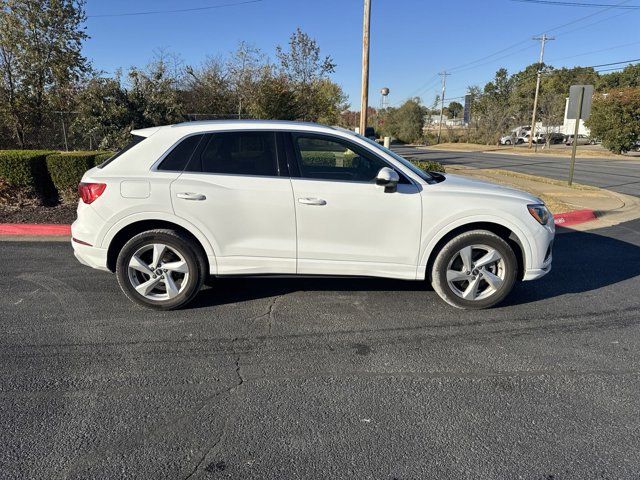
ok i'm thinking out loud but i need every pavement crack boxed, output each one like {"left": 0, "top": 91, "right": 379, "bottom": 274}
{"left": 265, "top": 294, "right": 281, "bottom": 336}
{"left": 245, "top": 294, "right": 283, "bottom": 336}
{"left": 183, "top": 338, "right": 245, "bottom": 480}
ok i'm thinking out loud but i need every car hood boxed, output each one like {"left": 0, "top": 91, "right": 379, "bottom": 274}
{"left": 433, "top": 173, "right": 541, "bottom": 204}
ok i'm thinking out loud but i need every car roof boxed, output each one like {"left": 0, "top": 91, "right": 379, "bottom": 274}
{"left": 131, "top": 120, "right": 342, "bottom": 138}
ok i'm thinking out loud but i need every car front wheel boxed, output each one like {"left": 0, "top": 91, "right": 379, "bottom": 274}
{"left": 431, "top": 230, "right": 518, "bottom": 309}
{"left": 116, "top": 229, "right": 205, "bottom": 310}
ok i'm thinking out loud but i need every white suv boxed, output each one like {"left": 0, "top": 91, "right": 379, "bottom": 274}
{"left": 72, "top": 121, "right": 554, "bottom": 310}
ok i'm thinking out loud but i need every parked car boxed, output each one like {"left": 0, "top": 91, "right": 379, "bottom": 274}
{"left": 72, "top": 121, "right": 554, "bottom": 311}
{"left": 499, "top": 135, "right": 514, "bottom": 145}
{"left": 565, "top": 134, "right": 591, "bottom": 146}
{"left": 547, "top": 133, "right": 565, "bottom": 145}
{"left": 516, "top": 133, "right": 544, "bottom": 145}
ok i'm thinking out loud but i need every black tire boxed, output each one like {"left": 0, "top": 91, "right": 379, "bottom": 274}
{"left": 431, "top": 230, "right": 517, "bottom": 310}
{"left": 505, "top": 140, "right": 511, "bottom": 145}
{"left": 115, "top": 229, "right": 205, "bottom": 310}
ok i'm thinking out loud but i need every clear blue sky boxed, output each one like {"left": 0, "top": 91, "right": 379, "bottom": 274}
{"left": 83, "top": 0, "right": 640, "bottom": 109}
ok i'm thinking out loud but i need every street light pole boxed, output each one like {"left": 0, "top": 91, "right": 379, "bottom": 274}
{"left": 359, "top": 0, "right": 371, "bottom": 135}
{"left": 528, "top": 33, "right": 554, "bottom": 149}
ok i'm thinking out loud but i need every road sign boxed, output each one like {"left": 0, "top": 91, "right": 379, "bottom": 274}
{"left": 567, "top": 85, "right": 593, "bottom": 120}
{"left": 463, "top": 94, "right": 471, "bottom": 124}
{"left": 567, "top": 85, "right": 593, "bottom": 186}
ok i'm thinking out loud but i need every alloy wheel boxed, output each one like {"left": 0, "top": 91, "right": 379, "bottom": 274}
{"left": 446, "top": 244, "right": 506, "bottom": 301}
{"left": 127, "top": 243, "right": 190, "bottom": 301}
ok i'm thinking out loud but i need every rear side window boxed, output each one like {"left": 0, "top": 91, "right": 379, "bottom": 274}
{"left": 97, "top": 134, "right": 145, "bottom": 168}
{"left": 188, "top": 131, "right": 278, "bottom": 176}
{"left": 157, "top": 134, "right": 204, "bottom": 171}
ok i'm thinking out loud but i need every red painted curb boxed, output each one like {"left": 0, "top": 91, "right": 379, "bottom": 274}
{"left": 0, "top": 223, "right": 71, "bottom": 236}
{"left": 0, "top": 210, "right": 599, "bottom": 236}
{"left": 553, "top": 209, "right": 597, "bottom": 227}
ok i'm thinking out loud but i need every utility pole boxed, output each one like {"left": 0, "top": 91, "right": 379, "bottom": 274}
{"left": 528, "top": 34, "right": 554, "bottom": 149}
{"left": 359, "top": 0, "right": 371, "bottom": 135}
{"left": 437, "top": 71, "right": 450, "bottom": 144}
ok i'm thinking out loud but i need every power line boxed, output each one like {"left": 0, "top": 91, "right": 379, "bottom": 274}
{"left": 394, "top": 0, "right": 632, "bottom": 108}
{"left": 596, "top": 64, "right": 639, "bottom": 71}
{"left": 450, "top": 44, "right": 539, "bottom": 75}
{"left": 443, "top": 0, "right": 630, "bottom": 74}
{"left": 87, "top": 0, "right": 262, "bottom": 18}
{"left": 510, "top": 0, "right": 640, "bottom": 8}
{"left": 588, "top": 57, "right": 640, "bottom": 67}
{"left": 547, "top": 40, "right": 640, "bottom": 62}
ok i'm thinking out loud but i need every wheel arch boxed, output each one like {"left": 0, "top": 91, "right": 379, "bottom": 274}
{"left": 104, "top": 217, "right": 216, "bottom": 274}
{"left": 422, "top": 220, "right": 528, "bottom": 282}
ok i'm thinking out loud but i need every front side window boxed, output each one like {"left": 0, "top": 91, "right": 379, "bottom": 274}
{"left": 189, "top": 131, "right": 278, "bottom": 176}
{"left": 294, "top": 135, "right": 389, "bottom": 182}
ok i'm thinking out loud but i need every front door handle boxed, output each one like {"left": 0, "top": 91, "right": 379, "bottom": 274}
{"left": 176, "top": 192, "right": 206, "bottom": 201}
{"left": 298, "top": 197, "right": 327, "bottom": 206}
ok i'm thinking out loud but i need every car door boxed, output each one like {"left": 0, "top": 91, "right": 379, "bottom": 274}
{"left": 287, "top": 132, "right": 422, "bottom": 280}
{"left": 169, "top": 130, "right": 296, "bottom": 275}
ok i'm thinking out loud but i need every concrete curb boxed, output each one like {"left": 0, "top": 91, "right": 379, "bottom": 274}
{"left": 0, "top": 223, "right": 71, "bottom": 236}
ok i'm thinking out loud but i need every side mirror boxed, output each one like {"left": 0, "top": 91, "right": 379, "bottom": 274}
{"left": 376, "top": 167, "right": 399, "bottom": 193}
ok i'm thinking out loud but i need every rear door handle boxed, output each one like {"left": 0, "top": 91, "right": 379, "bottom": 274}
{"left": 298, "top": 197, "right": 327, "bottom": 206}
{"left": 176, "top": 192, "right": 206, "bottom": 201}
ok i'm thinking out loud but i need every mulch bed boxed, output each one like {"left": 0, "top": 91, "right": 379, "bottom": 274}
{"left": 0, "top": 180, "right": 76, "bottom": 224}
{"left": 0, "top": 203, "right": 76, "bottom": 224}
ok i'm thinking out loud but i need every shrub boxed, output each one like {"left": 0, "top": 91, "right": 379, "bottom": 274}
{"left": 586, "top": 87, "right": 640, "bottom": 154}
{"left": 0, "top": 150, "right": 57, "bottom": 200}
{"left": 46, "top": 151, "right": 99, "bottom": 202}
{"left": 411, "top": 160, "right": 446, "bottom": 173}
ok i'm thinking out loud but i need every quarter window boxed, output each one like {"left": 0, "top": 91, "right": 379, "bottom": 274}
{"left": 294, "top": 135, "right": 391, "bottom": 182}
{"left": 190, "top": 131, "right": 278, "bottom": 176}
{"left": 157, "top": 134, "right": 204, "bottom": 171}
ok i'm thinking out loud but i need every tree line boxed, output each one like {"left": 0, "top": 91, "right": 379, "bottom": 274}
{"left": 0, "top": 1, "right": 348, "bottom": 150}
{"left": 373, "top": 62, "right": 640, "bottom": 153}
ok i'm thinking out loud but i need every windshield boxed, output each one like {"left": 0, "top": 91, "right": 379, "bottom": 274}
{"left": 355, "top": 135, "right": 437, "bottom": 183}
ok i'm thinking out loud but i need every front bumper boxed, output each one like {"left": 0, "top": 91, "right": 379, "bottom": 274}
{"left": 522, "top": 221, "right": 554, "bottom": 281}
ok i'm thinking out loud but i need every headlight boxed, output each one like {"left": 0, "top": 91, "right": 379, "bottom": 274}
{"left": 527, "top": 204, "right": 551, "bottom": 225}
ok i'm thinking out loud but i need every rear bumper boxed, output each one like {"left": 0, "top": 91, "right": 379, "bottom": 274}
{"left": 72, "top": 239, "right": 109, "bottom": 271}
{"left": 71, "top": 218, "right": 109, "bottom": 271}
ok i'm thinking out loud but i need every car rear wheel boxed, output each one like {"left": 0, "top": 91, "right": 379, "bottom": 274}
{"left": 504, "top": 139, "right": 511, "bottom": 145}
{"left": 431, "top": 230, "right": 518, "bottom": 309}
{"left": 116, "top": 229, "right": 204, "bottom": 310}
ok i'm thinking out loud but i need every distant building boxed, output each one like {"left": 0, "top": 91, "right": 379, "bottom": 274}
{"left": 562, "top": 97, "right": 590, "bottom": 136}
{"left": 424, "top": 114, "right": 465, "bottom": 127}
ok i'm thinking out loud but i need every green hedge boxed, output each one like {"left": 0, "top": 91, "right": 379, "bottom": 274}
{"left": 94, "top": 151, "right": 114, "bottom": 166}
{"left": 412, "top": 160, "right": 446, "bottom": 173}
{"left": 46, "top": 151, "right": 99, "bottom": 202}
{"left": 0, "top": 150, "right": 55, "bottom": 192}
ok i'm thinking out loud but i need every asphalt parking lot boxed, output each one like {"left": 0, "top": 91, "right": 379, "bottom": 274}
{"left": 2, "top": 219, "right": 640, "bottom": 479}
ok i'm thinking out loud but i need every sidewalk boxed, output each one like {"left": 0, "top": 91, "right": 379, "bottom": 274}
{"left": 446, "top": 164, "right": 640, "bottom": 231}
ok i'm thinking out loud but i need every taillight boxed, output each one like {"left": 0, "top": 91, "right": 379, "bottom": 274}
{"left": 78, "top": 182, "right": 106, "bottom": 204}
